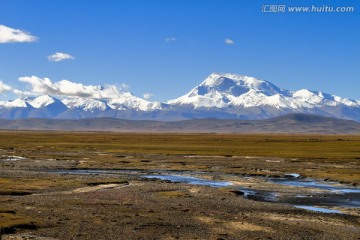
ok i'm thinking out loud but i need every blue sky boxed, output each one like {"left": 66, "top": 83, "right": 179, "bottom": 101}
{"left": 0, "top": 0, "right": 359, "bottom": 102}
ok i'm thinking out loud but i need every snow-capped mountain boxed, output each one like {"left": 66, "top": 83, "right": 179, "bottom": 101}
{"left": 0, "top": 72, "right": 359, "bottom": 122}
{"left": 0, "top": 98, "right": 31, "bottom": 108}
{"left": 169, "top": 72, "right": 358, "bottom": 109}
{"left": 28, "top": 95, "right": 56, "bottom": 108}
{"left": 62, "top": 97, "right": 108, "bottom": 112}
{"left": 168, "top": 72, "right": 360, "bottom": 121}
{"left": 168, "top": 73, "right": 289, "bottom": 108}
{"left": 107, "top": 92, "right": 164, "bottom": 111}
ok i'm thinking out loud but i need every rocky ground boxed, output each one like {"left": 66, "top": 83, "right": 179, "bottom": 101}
{"left": 0, "top": 132, "right": 359, "bottom": 239}
{"left": 1, "top": 156, "right": 359, "bottom": 239}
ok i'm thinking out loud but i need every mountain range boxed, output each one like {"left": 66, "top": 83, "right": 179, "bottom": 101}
{"left": 1, "top": 72, "right": 359, "bottom": 122}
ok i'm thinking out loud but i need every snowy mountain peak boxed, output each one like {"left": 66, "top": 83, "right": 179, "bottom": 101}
{"left": 204, "top": 72, "right": 260, "bottom": 86}
{"left": 202, "top": 72, "right": 284, "bottom": 96}
{"left": 28, "top": 95, "right": 55, "bottom": 108}
{"left": 168, "top": 72, "right": 287, "bottom": 108}
{"left": 62, "top": 98, "right": 107, "bottom": 112}
{"left": 0, "top": 98, "right": 31, "bottom": 108}
{"left": 107, "top": 92, "right": 163, "bottom": 111}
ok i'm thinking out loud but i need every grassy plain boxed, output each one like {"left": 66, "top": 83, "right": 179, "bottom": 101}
{"left": 1, "top": 131, "right": 359, "bottom": 183}
{"left": 1, "top": 131, "right": 360, "bottom": 158}
{"left": 0, "top": 131, "right": 359, "bottom": 239}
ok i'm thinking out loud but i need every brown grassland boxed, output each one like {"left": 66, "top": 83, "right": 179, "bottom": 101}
{"left": 2, "top": 131, "right": 360, "bottom": 158}
{"left": 2, "top": 131, "right": 359, "bottom": 183}
{"left": 0, "top": 131, "right": 359, "bottom": 239}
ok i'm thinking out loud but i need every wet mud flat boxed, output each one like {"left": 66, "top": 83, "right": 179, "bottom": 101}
{"left": 0, "top": 132, "right": 360, "bottom": 239}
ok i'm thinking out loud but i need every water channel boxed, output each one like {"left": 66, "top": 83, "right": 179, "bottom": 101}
{"left": 50, "top": 169, "right": 360, "bottom": 214}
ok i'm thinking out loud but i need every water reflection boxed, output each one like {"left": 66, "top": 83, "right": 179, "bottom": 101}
{"left": 144, "top": 175, "right": 232, "bottom": 187}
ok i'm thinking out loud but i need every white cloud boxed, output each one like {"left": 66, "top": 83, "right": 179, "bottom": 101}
{"left": 225, "top": 38, "right": 234, "bottom": 45}
{"left": 0, "top": 81, "right": 12, "bottom": 92}
{"left": 12, "top": 89, "right": 29, "bottom": 96}
{"left": 48, "top": 52, "right": 75, "bottom": 62}
{"left": 119, "top": 83, "right": 130, "bottom": 91}
{"left": 0, "top": 25, "right": 38, "bottom": 43}
{"left": 18, "top": 76, "right": 127, "bottom": 99}
{"left": 143, "top": 93, "right": 153, "bottom": 100}
{"left": 165, "top": 37, "right": 177, "bottom": 42}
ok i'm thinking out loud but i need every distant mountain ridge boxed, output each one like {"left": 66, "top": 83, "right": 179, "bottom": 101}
{"left": 0, "top": 114, "right": 359, "bottom": 134}
{"left": 1, "top": 72, "right": 359, "bottom": 122}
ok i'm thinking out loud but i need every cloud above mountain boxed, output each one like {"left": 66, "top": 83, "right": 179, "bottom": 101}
{"left": 165, "top": 37, "right": 177, "bottom": 42}
{"left": 48, "top": 52, "right": 75, "bottom": 62}
{"left": 224, "top": 38, "right": 234, "bottom": 45}
{"left": 18, "top": 76, "right": 126, "bottom": 99}
{"left": 143, "top": 93, "right": 153, "bottom": 99}
{"left": 0, "top": 81, "right": 12, "bottom": 92}
{"left": 0, "top": 25, "right": 38, "bottom": 43}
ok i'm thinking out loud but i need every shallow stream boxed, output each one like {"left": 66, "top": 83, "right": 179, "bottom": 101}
{"left": 50, "top": 169, "right": 360, "bottom": 214}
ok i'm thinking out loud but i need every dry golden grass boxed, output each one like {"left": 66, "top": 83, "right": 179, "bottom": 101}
{"left": 156, "top": 190, "right": 188, "bottom": 198}
{"left": 0, "top": 210, "right": 35, "bottom": 230}
{"left": 0, "top": 131, "right": 359, "bottom": 184}
{"left": 1, "top": 131, "right": 360, "bottom": 159}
